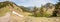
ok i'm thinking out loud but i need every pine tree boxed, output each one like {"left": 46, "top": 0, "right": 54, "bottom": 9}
{"left": 52, "top": 0, "right": 60, "bottom": 17}
{"left": 33, "top": 6, "right": 37, "bottom": 17}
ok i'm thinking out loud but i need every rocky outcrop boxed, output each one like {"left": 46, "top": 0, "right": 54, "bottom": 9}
{"left": 40, "top": 3, "right": 55, "bottom": 16}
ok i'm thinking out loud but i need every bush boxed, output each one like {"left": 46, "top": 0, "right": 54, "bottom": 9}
{"left": 30, "top": 13, "right": 51, "bottom": 17}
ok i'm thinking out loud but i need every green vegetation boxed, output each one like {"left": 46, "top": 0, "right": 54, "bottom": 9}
{"left": 52, "top": 0, "right": 60, "bottom": 17}
{"left": 0, "top": 1, "right": 13, "bottom": 17}
{"left": 31, "top": 0, "right": 60, "bottom": 17}
{"left": 0, "top": 1, "right": 11, "bottom": 8}
{"left": 19, "top": 6, "right": 31, "bottom": 12}
{"left": 33, "top": 6, "right": 38, "bottom": 17}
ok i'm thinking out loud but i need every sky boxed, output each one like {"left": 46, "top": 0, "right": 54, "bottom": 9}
{"left": 0, "top": 0, "right": 59, "bottom": 7}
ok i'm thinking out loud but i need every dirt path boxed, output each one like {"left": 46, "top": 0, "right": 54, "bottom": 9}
{"left": 0, "top": 12, "right": 60, "bottom": 22}
{"left": 26, "top": 17, "right": 60, "bottom": 22}
{"left": 0, "top": 12, "right": 10, "bottom": 22}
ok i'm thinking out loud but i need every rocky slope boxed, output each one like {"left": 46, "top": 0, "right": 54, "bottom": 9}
{"left": 0, "top": 1, "right": 24, "bottom": 16}
{"left": 0, "top": 1, "right": 29, "bottom": 22}
{"left": 40, "top": 3, "right": 55, "bottom": 16}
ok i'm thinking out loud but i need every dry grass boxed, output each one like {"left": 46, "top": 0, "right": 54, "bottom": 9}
{"left": 0, "top": 7, "right": 10, "bottom": 17}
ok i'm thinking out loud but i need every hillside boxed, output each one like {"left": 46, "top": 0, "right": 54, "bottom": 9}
{"left": 0, "top": 1, "right": 23, "bottom": 17}
{"left": 0, "top": 1, "right": 30, "bottom": 22}
{"left": 0, "top": 1, "right": 60, "bottom": 22}
{"left": 39, "top": 3, "right": 55, "bottom": 17}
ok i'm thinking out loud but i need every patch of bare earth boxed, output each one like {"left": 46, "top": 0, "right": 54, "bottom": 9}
{"left": 0, "top": 12, "right": 60, "bottom": 22}
{"left": 26, "top": 17, "right": 60, "bottom": 22}
{"left": 0, "top": 12, "right": 10, "bottom": 22}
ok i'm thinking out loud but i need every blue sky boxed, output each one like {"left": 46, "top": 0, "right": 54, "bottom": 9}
{"left": 0, "top": 0, "right": 59, "bottom": 7}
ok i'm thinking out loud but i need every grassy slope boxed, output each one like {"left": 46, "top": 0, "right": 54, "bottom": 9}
{"left": 0, "top": 7, "right": 10, "bottom": 17}
{"left": 0, "top": 1, "right": 31, "bottom": 17}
